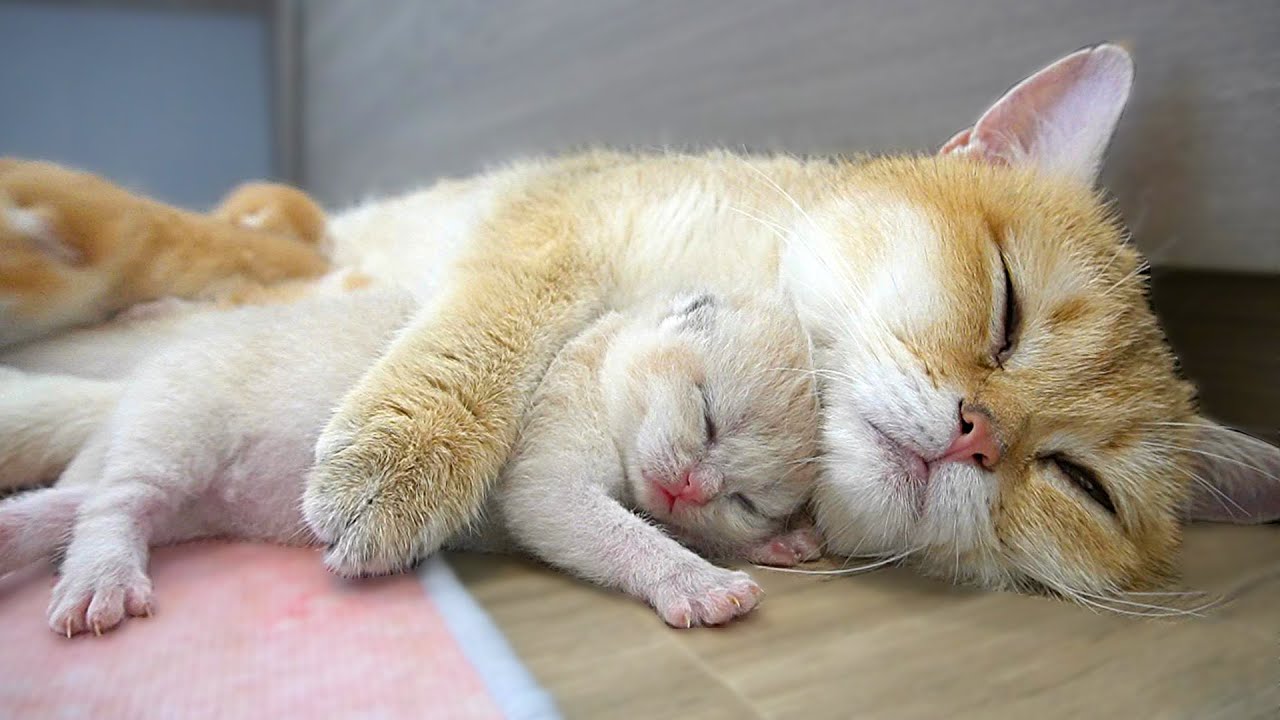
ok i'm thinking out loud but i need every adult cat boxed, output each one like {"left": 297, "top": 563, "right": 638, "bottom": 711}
{"left": 298, "top": 44, "right": 1280, "bottom": 601}
{"left": 2, "top": 45, "right": 1276, "bottom": 602}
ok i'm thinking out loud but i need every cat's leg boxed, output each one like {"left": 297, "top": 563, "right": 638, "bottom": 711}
{"left": 304, "top": 246, "right": 601, "bottom": 576}
{"left": 0, "top": 486, "right": 89, "bottom": 575}
{"left": 212, "top": 181, "right": 328, "bottom": 247}
{"left": 46, "top": 477, "right": 191, "bottom": 637}
{"left": 0, "top": 367, "right": 121, "bottom": 490}
{"left": 499, "top": 482, "right": 762, "bottom": 627}
{"left": 46, "top": 420, "right": 210, "bottom": 635}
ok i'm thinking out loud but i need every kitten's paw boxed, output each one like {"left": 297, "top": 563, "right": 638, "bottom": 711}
{"left": 305, "top": 399, "right": 489, "bottom": 577}
{"left": 651, "top": 564, "right": 763, "bottom": 628}
{"left": 48, "top": 566, "right": 153, "bottom": 638}
{"left": 748, "top": 526, "right": 823, "bottom": 567}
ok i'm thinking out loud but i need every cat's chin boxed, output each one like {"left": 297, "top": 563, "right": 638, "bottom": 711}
{"left": 812, "top": 442, "right": 920, "bottom": 558}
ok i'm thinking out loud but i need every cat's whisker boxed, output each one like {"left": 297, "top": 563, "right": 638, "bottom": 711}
{"left": 1144, "top": 421, "right": 1278, "bottom": 450}
{"left": 1142, "top": 440, "right": 1277, "bottom": 480}
{"left": 733, "top": 162, "right": 893, "bottom": 349}
{"left": 727, "top": 203, "right": 875, "bottom": 345}
{"left": 1072, "top": 589, "right": 1221, "bottom": 618}
{"left": 758, "top": 548, "right": 915, "bottom": 576}
{"left": 1185, "top": 468, "right": 1249, "bottom": 518}
{"left": 1099, "top": 257, "right": 1150, "bottom": 299}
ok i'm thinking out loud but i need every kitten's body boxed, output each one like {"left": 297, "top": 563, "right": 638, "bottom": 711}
{"left": 1, "top": 289, "right": 820, "bottom": 634}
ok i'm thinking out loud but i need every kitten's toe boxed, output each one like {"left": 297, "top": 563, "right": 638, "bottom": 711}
{"left": 653, "top": 565, "right": 762, "bottom": 628}
{"left": 748, "top": 526, "right": 824, "bottom": 567}
{"left": 48, "top": 566, "right": 152, "bottom": 637}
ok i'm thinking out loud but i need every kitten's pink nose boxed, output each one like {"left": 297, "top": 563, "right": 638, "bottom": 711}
{"left": 938, "top": 407, "right": 1002, "bottom": 469}
{"left": 672, "top": 467, "right": 709, "bottom": 506}
{"left": 646, "top": 466, "right": 710, "bottom": 511}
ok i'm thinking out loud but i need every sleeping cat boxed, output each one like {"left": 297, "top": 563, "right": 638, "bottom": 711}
{"left": 0, "top": 288, "right": 819, "bottom": 635}
{"left": 2, "top": 45, "right": 1277, "bottom": 607}
{"left": 297, "top": 43, "right": 1280, "bottom": 602}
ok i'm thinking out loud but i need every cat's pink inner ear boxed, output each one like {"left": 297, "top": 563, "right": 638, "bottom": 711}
{"left": 1182, "top": 420, "right": 1280, "bottom": 524}
{"left": 938, "top": 44, "right": 1134, "bottom": 183}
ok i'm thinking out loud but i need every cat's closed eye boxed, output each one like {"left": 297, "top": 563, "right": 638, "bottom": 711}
{"left": 730, "top": 492, "right": 761, "bottom": 515}
{"left": 1049, "top": 455, "right": 1115, "bottom": 514}
{"left": 995, "top": 253, "right": 1019, "bottom": 366}
{"left": 698, "top": 383, "right": 717, "bottom": 443}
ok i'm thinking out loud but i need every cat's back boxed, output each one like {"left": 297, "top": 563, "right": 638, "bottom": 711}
{"left": 124, "top": 288, "right": 416, "bottom": 429}
{"left": 322, "top": 150, "right": 841, "bottom": 304}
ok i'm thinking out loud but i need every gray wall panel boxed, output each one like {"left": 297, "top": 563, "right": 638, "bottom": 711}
{"left": 301, "top": 0, "right": 1280, "bottom": 272}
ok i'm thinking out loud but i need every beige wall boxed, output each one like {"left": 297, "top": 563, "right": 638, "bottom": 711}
{"left": 301, "top": 0, "right": 1279, "bottom": 273}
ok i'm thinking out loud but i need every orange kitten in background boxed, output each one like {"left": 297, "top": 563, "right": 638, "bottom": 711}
{"left": 0, "top": 159, "right": 330, "bottom": 346}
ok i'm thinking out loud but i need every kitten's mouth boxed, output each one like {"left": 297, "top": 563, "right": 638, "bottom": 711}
{"left": 866, "top": 421, "right": 930, "bottom": 512}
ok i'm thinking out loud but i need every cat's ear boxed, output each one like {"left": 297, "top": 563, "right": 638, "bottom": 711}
{"left": 939, "top": 44, "right": 1134, "bottom": 184}
{"left": 1181, "top": 419, "right": 1280, "bottom": 524}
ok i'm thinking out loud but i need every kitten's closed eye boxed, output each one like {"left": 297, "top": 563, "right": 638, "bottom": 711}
{"left": 698, "top": 383, "right": 717, "bottom": 443}
{"left": 1049, "top": 455, "right": 1115, "bottom": 514}
{"left": 730, "top": 492, "right": 761, "bottom": 515}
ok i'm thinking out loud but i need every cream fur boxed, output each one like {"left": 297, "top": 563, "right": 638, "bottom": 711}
{"left": 1, "top": 288, "right": 822, "bottom": 634}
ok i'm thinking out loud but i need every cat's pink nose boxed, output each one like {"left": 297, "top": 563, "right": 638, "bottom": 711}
{"left": 673, "top": 467, "right": 709, "bottom": 506}
{"left": 647, "top": 466, "right": 710, "bottom": 511}
{"left": 938, "top": 407, "right": 1002, "bottom": 469}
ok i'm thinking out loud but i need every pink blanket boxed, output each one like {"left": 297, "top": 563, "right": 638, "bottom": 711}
{"left": 0, "top": 542, "right": 557, "bottom": 719}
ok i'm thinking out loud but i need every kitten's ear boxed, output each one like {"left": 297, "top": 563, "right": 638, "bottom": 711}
{"left": 1182, "top": 419, "right": 1280, "bottom": 524}
{"left": 939, "top": 43, "right": 1134, "bottom": 184}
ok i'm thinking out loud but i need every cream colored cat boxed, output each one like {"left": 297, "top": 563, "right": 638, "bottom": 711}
{"left": 2, "top": 45, "right": 1277, "bottom": 605}
{"left": 299, "top": 44, "right": 1280, "bottom": 601}
{"left": 0, "top": 288, "right": 819, "bottom": 635}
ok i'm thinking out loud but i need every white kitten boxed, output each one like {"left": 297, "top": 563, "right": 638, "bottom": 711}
{"left": 448, "top": 291, "right": 823, "bottom": 627}
{"left": 0, "top": 289, "right": 820, "bottom": 635}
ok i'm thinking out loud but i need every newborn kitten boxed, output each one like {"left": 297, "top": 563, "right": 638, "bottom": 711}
{"left": 0, "top": 289, "right": 818, "bottom": 635}
{"left": 448, "top": 291, "right": 821, "bottom": 627}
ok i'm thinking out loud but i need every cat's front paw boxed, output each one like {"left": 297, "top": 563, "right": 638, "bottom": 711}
{"left": 48, "top": 564, "right": 153, "bottom": 638}
{"left": 651, "top": 563, "right": 763, "bottom": 628}
{"left": 748, "top": 526, "right": 823, "bottom": 567}
{"left": 305, "top": 394, "right": 491, "bottom": 577}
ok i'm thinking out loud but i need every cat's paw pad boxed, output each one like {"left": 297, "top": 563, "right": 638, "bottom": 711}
{"left": 48, "top": 567, "right": 152, "bottom": 638}
{"left": 748, "top": 526, "right": 823, "bottom": 567}
{"left": 652, "top": 565, "right": 763, "bottom": 628}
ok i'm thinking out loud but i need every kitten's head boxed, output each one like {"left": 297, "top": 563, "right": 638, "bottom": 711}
{"left": 602, "top": 290, "right": 823, "bottom": 562}
{"left": 786, "top": 45, "right": 1280, "bottom": 597}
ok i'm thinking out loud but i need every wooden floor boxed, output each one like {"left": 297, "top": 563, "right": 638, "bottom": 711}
{"left": 451, "top": 523, "right": 1279, "bottom": 719}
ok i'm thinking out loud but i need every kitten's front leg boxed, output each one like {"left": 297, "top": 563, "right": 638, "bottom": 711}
{"left": 304, "top": 248, "right": 599, "bottom": 576}
{"left": 48, "top": 482, "right": 169, "bottom": 636}
{"left": 500, "top": 483, "right": 762, "bottom": 627}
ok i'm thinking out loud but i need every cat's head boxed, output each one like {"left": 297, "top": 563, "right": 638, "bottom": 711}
{"left": 601, "top": 290, "right": 822, "bottom": 561}
{"left": 786, "top": 45, "right": 1280, "bottom": 597}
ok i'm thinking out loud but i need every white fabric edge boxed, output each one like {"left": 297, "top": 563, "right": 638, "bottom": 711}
{"left": 418, "top": 556, "right": 562, "bottom": 720}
